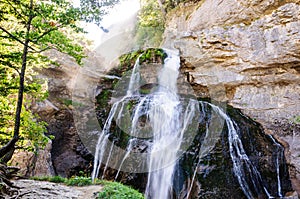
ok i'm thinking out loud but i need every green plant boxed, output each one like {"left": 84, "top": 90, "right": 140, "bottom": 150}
{"left": 293, "top": 116, "right": 300, "bottom": 124}
{"left": 49, "top": 176, "right": 66, "bottom": 183}
{"left": 65, "top": 176, "right": 92, "bottom": 186}
{"left": 135, "top": 0, "right": 165, "bottom": 47}
{"left": 30, "top": 176, "right": 66, "bottom": 183}
{"left": 30, "top": 176, "right": 93, "bottom": 186}
{"left": 97, "top": 181, "right": 145, "bottom": 199}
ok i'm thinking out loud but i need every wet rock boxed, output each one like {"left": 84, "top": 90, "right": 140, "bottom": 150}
{"left": 171, "top": 104, "right": 295, "bottom": 198}
{"left": 163, "top": 1, "right": 300, "bottom": 193}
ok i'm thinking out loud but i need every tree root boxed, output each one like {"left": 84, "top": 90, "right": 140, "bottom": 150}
{"left": 0, "top": 163, "right": 20, "bottom": 198}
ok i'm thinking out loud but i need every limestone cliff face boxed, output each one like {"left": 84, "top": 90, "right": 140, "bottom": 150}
{"left": 163, "top": 0, "right": 300, "bottom": 193}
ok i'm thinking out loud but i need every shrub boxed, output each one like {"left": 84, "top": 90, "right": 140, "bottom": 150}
{"left": 65, "top": 177, "right": 92, "bottom": 186}
{"left": 97, "top": 181, "right": 145, "bottom": 199}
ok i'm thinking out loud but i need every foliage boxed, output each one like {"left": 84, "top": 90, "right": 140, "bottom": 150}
{"left": 97, "top": 181, "right": 145, "bottom": 199}
{"left": 0, "top": 87, "right": 48, "bottom": 153}
{"left": 293, "top": 116, "right": 300, "bottom": 124}
{"left": 65, "top": 176, "right": 93, "bottom": 186}
{"left": 31, "top": 175, "right": 66, "bottom": 183}
{"left": 135, "top": 0, "right": 201, "bottom": 47}
{"left": 135, "top": 0, "right": 165, "bottom": 47}
{"left": 119, "top": 48, "right": 166, "bottom": 67}
{"left": 0, "top": 0, "right": 120, "bottom": 163}
{"left": 30, "top": 176, "right": 93, "bottom": 186}
{"left": 79, "top": 0, "right": 120, "bottom": 25}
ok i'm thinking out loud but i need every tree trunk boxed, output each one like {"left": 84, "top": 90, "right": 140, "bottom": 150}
{"left": 0, "top": 0, "right": 34, "bottom": 163}
{"left": 0, "top": 138, "right": 18, "bottom": 161}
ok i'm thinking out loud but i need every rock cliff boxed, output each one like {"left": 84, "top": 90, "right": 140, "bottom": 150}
{"left": 162, "top": 0, "right": 300, "bottom": 193}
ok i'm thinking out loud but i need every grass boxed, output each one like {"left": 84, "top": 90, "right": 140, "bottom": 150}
{"left": 97, "top": 181, "right": 145, "bottom": 199}
{"left": 65, "top": 176, "right": 93, "bottom": 186}
{"left": 31, "top": 175, "right": 66, "bottom": 183}
{"left": 30, "top": 176, "right": 93, "bottom": 186}
{"left": 30, "top": 176, "right": 145, "bottom": 199}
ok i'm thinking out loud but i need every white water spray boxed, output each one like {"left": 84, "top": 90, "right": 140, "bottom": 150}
{"left": 91, "top": 49, "right": 285, "bottom": 199}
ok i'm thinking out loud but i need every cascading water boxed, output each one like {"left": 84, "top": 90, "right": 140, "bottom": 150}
{"left": 209, "top": 104, "right": 272, "bottom": 199}
{"left": 92, "top": 49, "right": 199, "bottom": 198}
{"left": 145, "top": 50, "right": 200, "bottom": 199}
{"left": 92, "top": 48, "right": 292, "bottom": 199}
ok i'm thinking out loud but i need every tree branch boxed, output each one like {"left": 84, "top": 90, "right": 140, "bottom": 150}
{"left": 32, "top": 24, "right": 62, "bottom": 42}
{"left": 28, "top": 46, "right": 50, "bottom": 53}
{"left": 0, "top": 26, "right": 36, "bottom": 52}
{"left": 0, "top": 60, "right": 20, "bottom": 75}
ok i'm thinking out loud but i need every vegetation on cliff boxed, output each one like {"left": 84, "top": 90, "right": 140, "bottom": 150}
{"left": 135, "top": 0, "right": 165, "bottom": 47}
{"left": 135, "top": 0, "right": 202, "bottom": 47}
{"left": 0, "top": 0, "right": 120, "bottom": 194}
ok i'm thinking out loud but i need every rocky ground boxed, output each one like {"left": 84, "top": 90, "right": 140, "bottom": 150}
{"left": 8, "top": 180, "right": 102, "bottom": 199}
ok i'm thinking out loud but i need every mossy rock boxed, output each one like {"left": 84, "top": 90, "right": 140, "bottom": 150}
{"left": 96, "top": 48, "right": 167, "bottom": 128}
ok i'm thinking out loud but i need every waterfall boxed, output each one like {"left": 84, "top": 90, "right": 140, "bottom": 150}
{"left": 92, "top": 49, "right": 198, "bottom": 198}
{"left": 145, "top": 50, "right": 181, "bottom": 199}
{"left": 140, "top": 50, "right": 199, "bottom": 199}
{"left": 269, "top": 134, "right": 283, "bottom": 198}
{"left": 185, "top": 103, "right": 286, "bottom": 199}
{"left": 91, "top": 55, "right": 143, "bottom": 182}
{"left": 92, "top": 48, "right": 289, "bottom": 198}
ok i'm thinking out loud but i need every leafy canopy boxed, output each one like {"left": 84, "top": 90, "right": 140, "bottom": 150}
{"left": 0, "top": 0, "right": 119, "bottom": 153}
{"left": 135, "top": 0, "right": 165, "bottom": 47}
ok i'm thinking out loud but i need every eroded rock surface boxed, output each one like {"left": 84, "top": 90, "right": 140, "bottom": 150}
{"left": 11, "top": 180, "right": 102, "bottom": 199}
{"left": 163, "top": 0, "right": 300, "bottom": 194}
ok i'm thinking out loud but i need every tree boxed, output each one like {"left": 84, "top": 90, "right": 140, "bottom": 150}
{"left": 0, "top": 0, "right": 120, "bottom": 163}
{"left": 136, "top": 0, "right": 165, "bottom": 47}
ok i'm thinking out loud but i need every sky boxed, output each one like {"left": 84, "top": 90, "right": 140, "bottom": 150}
{"left": 75, "top": 0, "right": 140, "bottom": 46}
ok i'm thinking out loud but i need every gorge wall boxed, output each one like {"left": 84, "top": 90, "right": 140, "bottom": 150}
{"left": 162, "top": 0, "right": 300, "bottom": 193}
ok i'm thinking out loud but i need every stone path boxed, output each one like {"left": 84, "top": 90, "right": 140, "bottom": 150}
{"left": 10, "top": 180, "right": 102, "bottom": 199}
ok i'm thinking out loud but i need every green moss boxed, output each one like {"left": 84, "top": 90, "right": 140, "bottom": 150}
{"left": 97, "top": 181, "right": 145, "bottom": 199}
{"left": 59, "top": 98, "right": 84, "bottom": 107}
{"left": 118, "top": 48, "right": 167, "bottom": 68}
{"left": 96, "top": 90, "right": 112, "bottom": 107}
{"left": 126, "top": 100, "right": 135, "bottom": 111}
{"left": 119, "top": 50, "right": 143, "bottom": 67}
{"left": 61, "top": 98, "right": 73, "bottom": 106}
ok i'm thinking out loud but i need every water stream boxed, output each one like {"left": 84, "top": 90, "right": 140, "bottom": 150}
{"left": 92, "top": 49, "right": 291, "bottom": 199}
